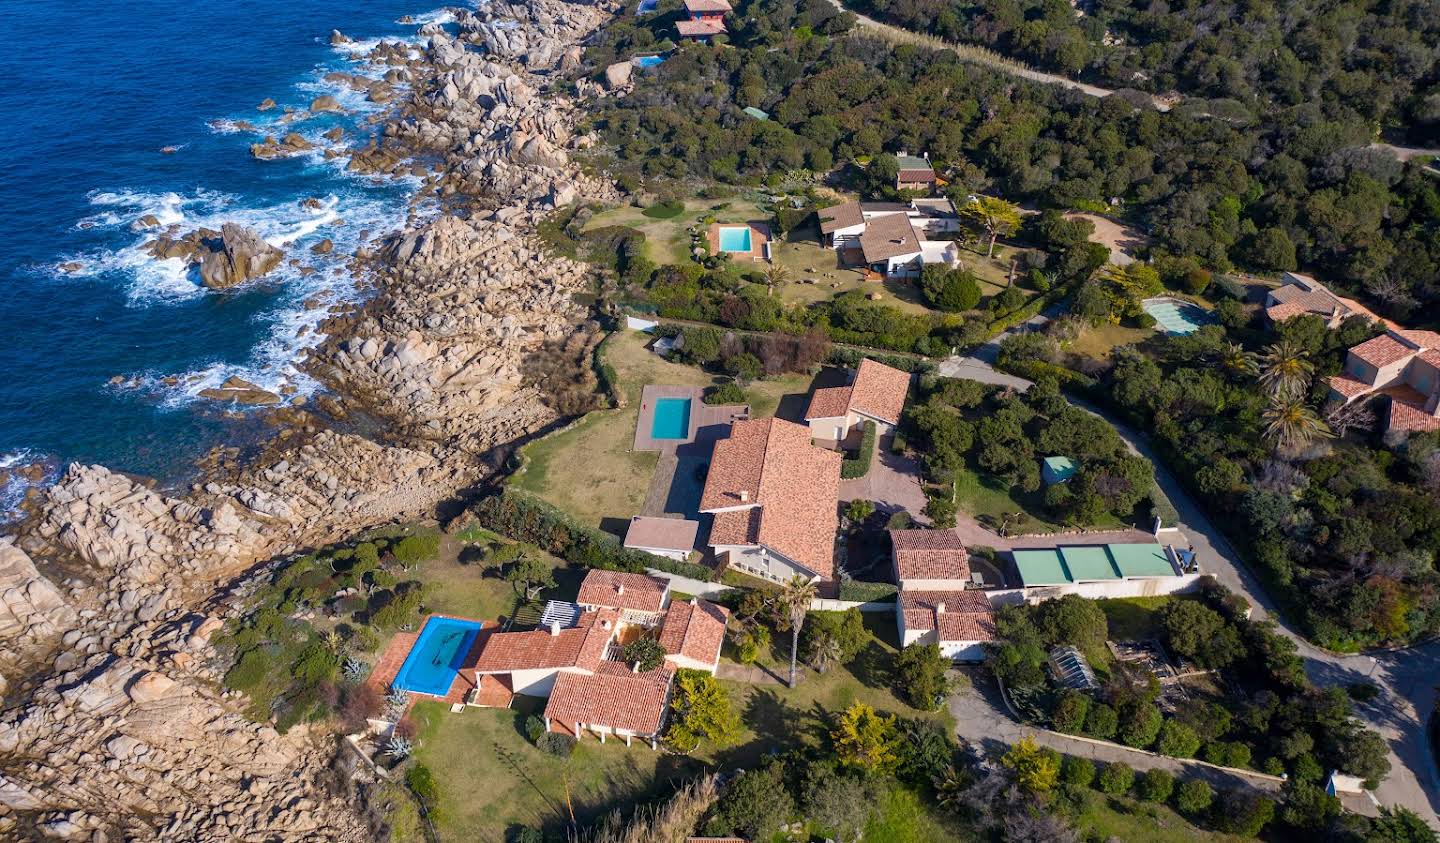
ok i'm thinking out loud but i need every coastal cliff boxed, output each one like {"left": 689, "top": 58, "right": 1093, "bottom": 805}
{"left": 0, "top": 2, "right": 622, "bottom": 839}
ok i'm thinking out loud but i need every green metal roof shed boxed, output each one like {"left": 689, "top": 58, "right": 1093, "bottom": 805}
{"left": 742, "top": 106, "right": 769, "bottom": 120}
{"left": 1107, "top": 543, "right": 1177, "bottom": 578}
{"left": 1013, "top": 549, "right": 1070, "bottom": 587}
{"left": 1058, "top": 546, "right": 1120, "bottom": 581}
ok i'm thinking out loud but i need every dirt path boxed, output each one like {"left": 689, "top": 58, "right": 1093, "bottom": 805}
{"left": 1066, "top": 212, "right": 1150, "bottom": 266}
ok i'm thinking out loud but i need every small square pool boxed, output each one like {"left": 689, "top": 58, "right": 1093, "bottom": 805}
{"left": 718, "top": 226, "right": 752, "bottom": 253}
{"left": 651, "top": 397, "right": 692, "bottom": 440}
{"left": 393, "top": 617, "right": 484, "bottom": 697}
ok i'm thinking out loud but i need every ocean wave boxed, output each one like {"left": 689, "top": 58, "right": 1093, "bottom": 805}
{"left": 406, "top": 8, "right": 458, "bottom": 25}
{"left": 0, "top": 449, "right": 58, "bottom": 521}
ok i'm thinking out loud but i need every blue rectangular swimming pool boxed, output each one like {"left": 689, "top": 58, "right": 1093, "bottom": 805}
{"left": 633, "top": 54, "right": 666, "bottom": 68}
{"left": 392, "top": 617, "right": 484, "bottom": 697}
{"left": 718, "top": 226, "right": 752, "bottom": 252}
{"left": 651, "top": 397, "right": 692, "bottom": 440}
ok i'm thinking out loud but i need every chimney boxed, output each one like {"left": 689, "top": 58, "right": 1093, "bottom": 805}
{"left": 632, "top": 661, "right": 641, "bottom": 673}
{"left": 738, "top": 489, "right": 749, "bottom": 503}
{"left": 935, "top": 601, "right": 946, "bottom": 614}
{"left": 617, "top": 583, "right": 625, "bottom": 596}
{"left": 601, "top": 618, "right": 613, "bottom": 630}
{"left": 691, "top": 597, "right": 699, "bottom": 606}
{"left": 549, "top": 620, "right": 561, "bottom": 637}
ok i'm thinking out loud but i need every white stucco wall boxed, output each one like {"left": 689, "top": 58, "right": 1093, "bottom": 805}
{"left": 505, "top": 666, "right": 588, "bottom": 697}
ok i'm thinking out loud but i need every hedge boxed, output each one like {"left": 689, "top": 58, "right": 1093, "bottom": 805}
{"left": 827, "top": 347, "right": 936, "bottom": 374}
{"left": 470, "top": 490, "right": 714, "bottom": 581}
{"left": 1147, "top": 482, "right": 1180, "bottom": 528}
{"left": 840, "top": 420, "right": 877, "bottom": 480}
{"left": 838, "top": 579, "right": 898, "bottom": 602}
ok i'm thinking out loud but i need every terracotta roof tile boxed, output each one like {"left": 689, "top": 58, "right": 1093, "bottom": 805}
{"left": 472, "top": 609, "right": 617, "bottom": 673}
{"left": 1397, "top": 329, "right": 1440, "bottom": 350}
{"left": 849, "top": 359, "right": 910, "bottom": 425}
{"left": 859, "top": 214, "right": 921, "bottom": 263}
{"left": 1328, "top": 374, "right": 1375, "bottom": 399}
{"left": 900, "top": 590, "right": 996, "bottom": 642}
{"left": 890, "top": 529, "right": 970, "bottom": 582}
{"left": 577, "top": 569, "right": 670, "bottom": 613}
{"left": 818, "top": 201, "right": 863, "bottom": 235}
{"left": 1265, "top": 301, "right": 1311, "bottom": 322}
{"left": 684, "top": 0, "right": 732, "bottom": 10}
{"left": 544, "top": 662, "right": 674, "bottom": 735}
{"left": 658, "top": 599, "right": 730, "bottom": 666}
{"left": 1351, "top": 333, "right": 1418, "bottom": 368}
{"left": 700, "top": 418, "right": 841, "bottom": 578}
{"left": 805, "top": 386, "right": 853, "bottom": 420}
{"left": 676, "top": 18, "right": 726, "bottom": 35}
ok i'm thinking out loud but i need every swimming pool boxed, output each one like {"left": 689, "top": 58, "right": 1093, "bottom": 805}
{"left": 392, "top": 617, "right": 484, "bottom": 697}
{"left": 1142, "top": 297, "right": 1214, "bottom": 335}
{"left": 633, "top": 54, "right": 666, "bottom": 68}
{"left": 717, "top": 226, "right": 752, "bottom": 253}
{"left": 651, "top": 397, "right": 692, "bottom": 440}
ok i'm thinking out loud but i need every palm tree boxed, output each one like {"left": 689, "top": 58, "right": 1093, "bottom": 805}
{"left": 933, "top": 764, "right": 971, "bottom": 812}
{"left": 764, "top": 263, "right": 790, "bottom": 297}
{"left": 809, "top": 630, "right": 843, "bottom": 674}
{"left": 778, "top": 575, "right": 818, "bottom": 689}
{"left": 1263, "top": 397, "right": 1333, "bottom": 451}
{"left": 1257, "top": 340, "right": 1314, "bottom": 400}
{"left": 1217, "top": 341, "right": 1257, "bottom": 378}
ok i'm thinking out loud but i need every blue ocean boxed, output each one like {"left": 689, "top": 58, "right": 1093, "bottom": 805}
{"left": 0, "top": 0, "right": 452, "bottom": 514}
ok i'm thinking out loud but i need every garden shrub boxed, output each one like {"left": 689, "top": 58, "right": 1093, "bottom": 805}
{"left": 225, "top": 649, "right": 273, "bottom": 692}
{"left": 525, "top": 714, "right": 546, "bottom": 744}
{"left": 622, "top": 638, "right": 666, "bottom": 671}
{"left": 392, "top": 534, "right": 440, "bottom": 565}
{"left": 1137, "top": 768, "right": 1174, "bottom": 802}
{"left": 1156, "top": 720, "right": 1202, "bottom": 758}
{"left": 1097, "top": 762, "right": 1134, "bottom": 795}
{"left": 705, "top": 382, "right": 747, "bottom": 405}
{"left": 406, "top": 764, "right": 441, "bottom": 821}
{"left": 1174, "top": 779, "right": 1214, "bottom": 815}
{"left": 837, "top": 580, "right": 897, "bottom": 602}
{"left": 1083, "top": 702, "right": 1118, "bottom": 740}
{"left": 1050, "top": 690, "right": 1090, "bottom": 735}
{"left": 1061, "top": 756, "right": 1095, "bottom": 788}
{"left": 537, "top": 731, "right": 577, "bottom": 757}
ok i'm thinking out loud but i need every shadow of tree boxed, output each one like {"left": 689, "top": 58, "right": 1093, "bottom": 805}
{"left": 850, "top": 640, "right": 896, "bottom": 692}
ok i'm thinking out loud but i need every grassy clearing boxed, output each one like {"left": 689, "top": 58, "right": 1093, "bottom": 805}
{"left": 409, "top": 698, "right": 702, "bottom": 842}
{"left": 410, "top": 530, "right": 578, "bottom": 625}
{"left": 1072, "top": 791, "right": 1249, "bottom": 842}
{"left": 509, "top": 330, "right": 812, "bottom": 533}
{"left": 1097, "top": 595, "right": 1183, "bottom": 641}
{"left": 584, "top": 198, "right": 769, "bottom": 265}
{"left": 1065, "top": 321, "right": 1153, "bottom": 361}
{"left": 861, "top": 785, "right": 965, "bottom": 842}
{"left": 953, "top": 466, "right": 1124, "bottom": 534}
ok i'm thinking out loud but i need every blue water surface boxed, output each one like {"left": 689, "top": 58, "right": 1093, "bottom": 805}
{"left": 651, "top": 398, "right": 692, "bottom": 440}
{"left": 718, "top": 226, "right": 752, "bottom": 252}
{"left": 393, "top": 616, "right": 484, "bottom": 696}
{"left": 0, "top": 0, "right": 447, "bottom": 511}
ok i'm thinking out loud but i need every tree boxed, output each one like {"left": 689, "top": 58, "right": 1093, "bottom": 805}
{"left": 1084, "top": 703, "right": 1119, "bottom": 740}
{"left": 1050, "top": 690, "right": 1090, "bottom": 734}
{"left": 804, "top": 772, "right": 873, "bottom": 843}
{"left": 1280, "top": 781, "right": 1341, "bottom": 832}
{"left": 1097, "top": 762, "right": 1134, "bottom": 795}
{"left": 1033, "top": 595, "right": 1108, "bottom": 650}
{"left": 1365, "top": 807, "right": 1440, "bottom": 842}
{"left": 921, "top": 266, "right": 983, "bottom": 311}
{"left": 710, "top": 762, "right": 794, "bottom": 840}
{"left": 1001, "top": 737, "right": 1060, "bottom": 796}
{"left": 1060, "top": 756, "right": 1095, "bottom": 788}
{"left": 831, "top": 702, "right": 902, "bottom": 773}
{"left": 1216, "top": 789, "right": 1276, "bottom": 836}
{"left": 1175, "top": 779, "right": 1214, "bottom": 815}
{"left": 504, "top": 556, "right": 556, "bottom": 600}
{"left": 1257, "top": 339, "right": 1315, "bottom": 400}
{"left": 1263, "top": 397, "right": 1333, "bottom": 451}
{"left": 804, "top": 609, "right": 868, "bottom": 672}
{"left": 963, "top": 196, "right": 1023, "bottom": 258}
{"left": 844, "top": 498, "right": 876, "bottom": 525}
{"left": 666, "top": 668, "right": 740, "bottom": 752}
{"left": 1156, "top": 720, "right": 1202, "bottom": 758}
{"left": 896, "top": 642, "right": 951, "bottom": 711}
{"left": 778, "top": 575, "right": 817, "bottom": 688}
{"left": 1118, "top": 703, "right": 1163, "bottom": 749}
{"left": 895, "top": 718, "right": 958, "bottom": 788}
{"left": 1137, "top": 768, "right": 1175, "bottom": 802}
{"left": 764, "top": 262, "right": 791, "bottom": 297}
{"left": 1160, "top": 600, "right": 1245, "bottom": 669}
{"left": 621, "top": 638, "right": 665, "bottom": 672}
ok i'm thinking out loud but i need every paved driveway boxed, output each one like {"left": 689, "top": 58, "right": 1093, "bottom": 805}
{"left": 837, "top": 434, "right": 929, "bottom": 521}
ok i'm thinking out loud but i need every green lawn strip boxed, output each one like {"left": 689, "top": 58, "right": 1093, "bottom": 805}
{"left": 409, "top": 699, "right": 701, "bottom": 841}
{"left": 1097, "top": 595, "right": 1185, "bottom": 641}
{"left": 1072, "top": 791, "right": 1249, "bottom": 842}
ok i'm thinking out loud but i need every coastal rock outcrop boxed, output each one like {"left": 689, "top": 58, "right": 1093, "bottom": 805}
{"left": 0, "top": 539, "right": 76, "bottom": 670}
{"left": 198, "top": 223, "right": 285, "bottom": 289}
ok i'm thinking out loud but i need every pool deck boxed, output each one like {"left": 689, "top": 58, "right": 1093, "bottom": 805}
{"left": 368, "top": 614, "right": 505, "bottom": 710}
{"left": 1142, "top": 296, "right": 1215, "bottom": 335}
{"left": 707, "top": 221, "right": 771, "bottom": 262}
{"left": 633, "top": 384, "right": 750, "bottom": 453}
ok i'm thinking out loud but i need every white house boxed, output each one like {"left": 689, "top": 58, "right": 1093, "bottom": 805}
{"left": 804, "top": 358, "right": 912, "bottom": 443}
{"left": 817, "top": 199, "right": 961, "bottom": 254}
{"left": 897, "top": 589, "right": 996, "bottom": 662}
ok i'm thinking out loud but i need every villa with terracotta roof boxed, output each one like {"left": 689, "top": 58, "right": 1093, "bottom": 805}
{"left": 805, "top": 358, "right": 912, "bottom": 443}
{"left": 897, "top": 589, "right": 996, "bottom": 662}
{"left": 1328, "top": 326, "right": 1440, "bottom": 434}
{"left": 1264, "top": 272, "right": 1379, "bottom": 326}
{"left": 675, "top": 0, "right": 729, "bottom": 39}
{"left": 817, "top": 197, "right": 961, "bottom": 279}
{"left": 889, "top": 529, "right": 972, "bottom": 590}
{"left": 470, "top": 608, "right": 619, "bottom": 696}
{"left": 543, "top": 662, "right": 675, "bottom": 748}
{"left": 576, "top": 569, "right": 671, "bottom": 625}
{"left": 699, "top": 417, "right": 842, "bottom": 583}
{"left": 657, "top": 598, "right": 731, "bottom": 673}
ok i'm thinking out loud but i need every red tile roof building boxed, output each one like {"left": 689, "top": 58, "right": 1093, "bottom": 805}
{"left": 1328, "top": 324, "right": 1440, "bottom": 435}
{"left": 805, "top": 358, "right": 912, "bottom": 441}
{"left": 897, "top": 589, "right": 996, "bottom": 662}
{"left": 700, "top": 417, "right": 842, "bottom": 582}
{"left": 676, "top": 0, "right": 729, "bottom": 38}
{"left": 889, "top": 529, "right": 971, "bottom": 588}
{"left": 1264, "top": 272, "right": 1380, "bottom": 327}
{"left": 576, "top": 569, "right": 671, "bottom": 621}
{"left": 658, "top": 599, "right": 731, "bottom": 672}
{"left": 544, "top": 662, "right": 675, "bottom": 747}
{"left": 470, "top": 609, "right": 619, "bottom": 695}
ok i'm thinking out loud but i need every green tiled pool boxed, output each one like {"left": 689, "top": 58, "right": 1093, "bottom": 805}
{"left": 1142, "top": 297, "right": 1214, "bottom": 335}
{"left": 651, "top": 397, "right": 692, "bottom": 440}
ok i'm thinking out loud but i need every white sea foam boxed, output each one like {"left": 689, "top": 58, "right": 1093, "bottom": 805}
{"left": 407, "top": 8, "right": 458, "bottom": 25}
{"left": 0, "top": 449, "right": 57, "bottom": 521}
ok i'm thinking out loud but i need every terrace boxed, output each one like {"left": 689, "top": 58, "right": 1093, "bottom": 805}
{"left": 706, "top": 221, "right": 770, "bottom": 261}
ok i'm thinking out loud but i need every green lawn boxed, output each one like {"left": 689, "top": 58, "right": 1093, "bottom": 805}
{"left": 952, "top": 466, "right": 1125, "bottom": 535}
{"left": 409, "top": 698, "right": 703, "bottom": 842}
{"left": 509, "top": 330, "right": 812, "bottom": 534}
{"left": 584, "top": 197, "right": 770, "bottom": 265}
{"left": 1098, "top": 595, "right": 1187, "bottom": 641}
{"left": 405, "top": 530, "right": 576, "bottom": 626}
{"left": 1065, "top": 321, "right": 1153, "bottom": 361}
{"left": 1073, "top": 791, "right": 1252, "bottom": 842}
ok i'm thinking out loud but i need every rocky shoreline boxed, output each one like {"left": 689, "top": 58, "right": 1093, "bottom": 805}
{"left": 0, "top": 2, "right": 623, "bottom": 839}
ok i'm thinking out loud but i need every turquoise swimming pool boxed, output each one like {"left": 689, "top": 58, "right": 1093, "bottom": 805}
{"left": 718, "top": 226, "right": 752, "bottom": 252}
{"left": 1142, "top": 297, "right": 1214, "bottom": 335}
{"left": 651, "top": 397, "right": 692, "bottom": 439}
{"left": 633, "top": 54, "right": 665, "bottom": 68}
{"left": 392, "top": 617, "right": 483, "bottom": 697}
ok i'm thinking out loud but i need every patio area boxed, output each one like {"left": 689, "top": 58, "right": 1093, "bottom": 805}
{"left": 707, "top": 221, "right": 771, "bottom": 261}
{"left": 632, "top": 384, "right": 750, "bottom": 453}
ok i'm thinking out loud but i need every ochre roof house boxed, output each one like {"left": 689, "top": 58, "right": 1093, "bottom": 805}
{"left": 889, "top": 529, "right": 971, "bottom": 590}
{"left": 1264, "top": 272, "right": 1379, "bottom": 327}
{"left": 658, "top": 598, "right": 731, "bottom": 673}
{"left": 1328, "top": 326, "right": 1440, "bottom": 434}
{"left": 543, "top": 661, "right": 675, "bottom": 748}
{"left": 576, "top": 569, "right": 671, "bottom": 623}
{"left": 676, "top": 0, "right": 729, "bottom": 39}
{"left": 700, "top": 417, "right": 842, "bottom": 583}
{"left": 470, "top": 608, "right": 619, "bottom": 696}
{"left": 897, "top": 589, "right": 995, "bottom": 662}
{"left": 805, "top": 358, "right": 912, "bottom": 443}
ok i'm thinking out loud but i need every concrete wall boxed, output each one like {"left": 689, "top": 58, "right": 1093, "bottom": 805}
{"left": 719, "top": 546, "right": 813, "bottom": 583}
{"left": 984, "top": 574, "right": 1204, "bottom": 607}
{"left": 645, "top": 568, "right": 732, "bottom": 598}
{"left": 506, "top": 666, "right": 586, "bottom": 697}
{"left": 897, "top": 577, "right": 971, "bottom": 591}
{"left": 665, "top": 652, "right": 720, "bottom": 674}
{"left": 808, "top": 414, "right": 853, "bottom": 441}
{"left": 898, "top": 624, "right": 986, "bottom": 662}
